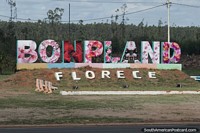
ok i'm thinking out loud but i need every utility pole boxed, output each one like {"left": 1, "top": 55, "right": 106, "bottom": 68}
{"left": 6, "top": 0, "right": 17, "bottom": 22}
{"left": 167, "top": 0, "right": 171, "bottom": 43}
{"left": 69, "top": 3, "right": 71, "bottom": 40}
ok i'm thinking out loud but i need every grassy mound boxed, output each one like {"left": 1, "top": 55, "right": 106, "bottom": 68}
{"left": 0, "top": 67, "right": 199, "bottom": 91}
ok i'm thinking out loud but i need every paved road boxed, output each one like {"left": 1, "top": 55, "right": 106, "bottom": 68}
{"left": 0, "top": 124, "right": 199, "bottom": 133}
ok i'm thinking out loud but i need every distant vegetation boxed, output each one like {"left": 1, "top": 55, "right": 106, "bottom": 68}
{"left": 0, "top": 20, "right": 200, "bottom": 74}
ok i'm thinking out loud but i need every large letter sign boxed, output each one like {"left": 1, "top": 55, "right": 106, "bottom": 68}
{"left": 17, "top": 39, "right": 182, "bottom": 70}
{"left": 162, "top": 42, "right": 181, "bottom": 63}
{"left": 64, "top": 41, "right": 83, "bottom": 63}
{"left": 121, "top": 41, "right": 139, "bottom": 63}
{"left": 17, "top": 39, "right": 61, "bottom": 63}
{"left": 84, "top": 40, "right": 103, "bottom": 63}
{"left": 141, "top": 41, "right": 160, "bottom": 64}
{"left": 17, "top": 40, "right": 38, "bottom": 63}
{"left": 38, "top": 40, "right": 60, "bottom": 63}
{"left": 104, "top": 41, "right": 120, "bottom": 63}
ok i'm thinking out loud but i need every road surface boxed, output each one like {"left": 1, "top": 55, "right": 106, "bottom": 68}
{"left": 0, "top": 124, "right": 199, "bottom": 133}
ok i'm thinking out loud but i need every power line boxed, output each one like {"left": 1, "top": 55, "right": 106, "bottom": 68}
{"left": 0, "top": 14, "right": 10, "bottom": 19}
{"left": 0, "top": 4, "right": 164, "bottom": 23}
{"left": 172, "top": 2, "right": 200, "bottom": 8}
{"left": 64, "top": 2, "right": 200, "bottom": 23}
{"left": 66, "top": 4, "right": 165, "bottom": 23}
{"left": 17, "top": 17, "right": 38, "bottom": 22}
{"left": 0, "top": 2, "right": 200, "bottom": 23}
{"left": 0, "top": 15, "right": 38, "bottom": 22}
{"left": 125, "top": 4, "right": 165, "bottom": 16}
{"left": 52, "top": 0, "right": 163, "bottom": 4}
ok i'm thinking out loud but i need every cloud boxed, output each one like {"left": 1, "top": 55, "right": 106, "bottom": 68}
{"left": 0, "top": 0, "right": 200, "bottom": 26}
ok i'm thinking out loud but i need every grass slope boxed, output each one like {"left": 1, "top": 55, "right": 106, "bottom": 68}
{"left": 0, "top": 68, "right": 199, "bottom": 91}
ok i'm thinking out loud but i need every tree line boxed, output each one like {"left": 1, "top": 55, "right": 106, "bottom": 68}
{"left": 0, "top": 20, "right": 200, "bottom": 74}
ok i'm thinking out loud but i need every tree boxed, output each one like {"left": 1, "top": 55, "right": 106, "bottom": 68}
{"left": 120, "top": 4, "right": 129, "bottom": 42}
{"left": 46, "top": 7, "right": 64, "bottom": 25}
{"left": 138, "top": 18, "right": 144, "bottom": 27}
{"left": 121, "top": 4, "right": 128, "bottom": 25}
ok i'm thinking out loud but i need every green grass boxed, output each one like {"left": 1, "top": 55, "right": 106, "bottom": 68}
{"left": 0, "top": 117, "right": 144, "bottom": 125}
{"left": 0, "top": 75, "right": 10, "bottom": 81}
{"left": 0, "top": 89, "right": 200, "bottom": 125}
{"left": 183, "top": 69, "right": 200, "bottom": 76}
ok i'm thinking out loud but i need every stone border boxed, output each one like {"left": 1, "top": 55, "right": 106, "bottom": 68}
{"left": 17, "top": 63, "right": 182, "bottom": 70}
{"left": 60, "top": 91, "right": 200, "bottom": 95}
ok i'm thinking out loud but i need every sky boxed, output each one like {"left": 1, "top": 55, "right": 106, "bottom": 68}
{"left": 0, "top": 0, "right": 200, "bottom": 26}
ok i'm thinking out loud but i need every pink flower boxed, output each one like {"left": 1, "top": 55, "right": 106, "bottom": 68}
{"left": 127, "top": 42, "right": 136, "bottom": 50}
{"left": 106, "top": 55, "right": 111, "bottom": 62}
{"left": 95, "top": 47, "right": 103, "bottom": 56}
{"left": 172, "top": 42, "right": 180, "bottom": 49}
{"left": 27, "top": 54, "right": 37, "bottom": 62}
{"left": 54, "top": 51, "right": 60, "bottom": 57}
{"left": 163, "top": 43, "right": 170, "bottom": 50}
{"left": 112, "top": 57, "right": 120, "bottom": 63}
{"left": 40, "top": 49, "right": 46, "bottom": 56}
{"left": 105, "top": 41, "right": 111, "bottom": 47}
{"left": 18, "top": 48, "right": 25, "bottom": 58}
{"left": 107, "top": 49, "right": 112, "bottom": 54}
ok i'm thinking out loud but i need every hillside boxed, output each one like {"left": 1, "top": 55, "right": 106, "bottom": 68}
{"left": 0, "top": 68, "right": 199, "bottom": 91}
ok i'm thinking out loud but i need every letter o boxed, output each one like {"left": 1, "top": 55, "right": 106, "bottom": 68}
{"left": 85, "top": 71, "right": 95, "bottom": 79}
{"left": 38, "top": 40, "right": 60, "bottom": 63}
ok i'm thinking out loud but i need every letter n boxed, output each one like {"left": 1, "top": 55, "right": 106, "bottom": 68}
{"left": 64, "top": 41, "right": 83, "bottom": 63}
{"left": 141, "top": 41, "right": 160, "bottom": 64}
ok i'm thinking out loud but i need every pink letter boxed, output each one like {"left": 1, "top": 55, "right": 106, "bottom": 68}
{"left": 84, "top": 40, "right": 103, "bottom": 63}
{"left": 38, "top": 40, "right": 61, "bottom": 63}
{"left": 17, "top": 40, "right": 38, "bottom": 63}
{"left": 162, "top": 42, "right": 181, "bottom": 64}
{"left": 141, "top": 41, "right": 160, "bottom": 64}
{"left": 104, "top": 41, "right": 120, "bottom": 63}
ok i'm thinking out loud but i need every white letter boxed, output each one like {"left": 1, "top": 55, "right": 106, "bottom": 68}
{"left": 85, "top": 71, "right": 95, "bottom": 79}
{"left": 117, "top": 71, "right": 125, "bottom": 79}
{"left": 55, "top": 72, "right": 63, "bottom": 81}
{"left": 72, "top": 72, "right": 81, "bottom": 80}
{"left": 132, "top": 71, "right": 142, "bottom": 79}
{"left": 101, "top": 70, "right": 110, "bottom": 78}
{"left": 148, "top": 72, "right": 156, "bottom": 79}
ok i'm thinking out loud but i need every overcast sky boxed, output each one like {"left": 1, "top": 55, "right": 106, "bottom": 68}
{"left": 0, "top": 0, "right": 200, "bottom": 26}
